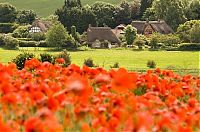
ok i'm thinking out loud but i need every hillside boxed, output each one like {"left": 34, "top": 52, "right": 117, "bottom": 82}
{"left": 0, "top": 0, "right": 132, "bottom": 17}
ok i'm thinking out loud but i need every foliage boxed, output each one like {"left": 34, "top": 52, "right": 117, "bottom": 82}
{"left": 114, "top": 0, "right": 140, "bottom": 25}
{"left": 178, "top": 43, "right": 200, "bottom": 51}
{"left": 177, "top": 20, "right": 200, "bottom": 43}
{"left": 39, "top": 53, "right": 55, "bottom": 64}
{"left": 100, "top": 40, "right": 111, "bottom": 48}
{"left": 0, "top": 34, "right": 5, "bottom": 46}
{"left": 71, "top": 25, "right": 80, "bottom": 43}
{"left": 149, "top": 36, "right": 158, "bottom": 49}
{"left": 55, "top": 4, "right": 96, "bottom": 33}
{"left": 134, "top": 34, "right": 148, "bottom": 49}
{"left": 84, "top": 58, "right": 95, "bottom": 67}
{"left": 4, "top": 36, "right": 19, "bottom": 50}
{"left": 16, "top": 10, "right": 36, "bottom": 24}
{"left": 110, "top": 62, "right": 119, "bottom": 68}
{"left": 147, "top": 60, "right": 156, "bottom": 68}
{"left": 29, "top": 33, "right": 46, "bottom": 41}
{"left": 46, "top": 22, "right": 71, "bottom": 49}
{"left": 0, "top": 23, "right": 19, "bottom": 33}
{"left": 153, "top": 0, "right": 187, "bottom": 30}
{"left": 12, "top": 52, "right": 35, "bottom": 69}
{"left": 190, "top": 23, "right": 200, "bottom": 43}
{"left": 139, "top": 0, "right": 153, "bottom": 18}
{"left": 18, "top": 40, "right": 38, "bottom": 47}
{"left": 151, "top": 33, "right": 181, "bottom": 47}
{"left": 142, "top": 7, "right": 156, "bottom": 21}
{"left": 56, "top": 49, "right": 71, "bottom": 67}
{"left": 0, "top": 3, "right": 17, "bottom": 23}
{"left": 12, "top": 25, "right": 30, "bottom": 38}
{"left": 186, "top": 0, "right": 200, "bottom": 20}
{"left": 91, "top": 2, "right": 116, "bottom": 28}
{"left": 124, "top": 25, "right": 137, "bottom": 45}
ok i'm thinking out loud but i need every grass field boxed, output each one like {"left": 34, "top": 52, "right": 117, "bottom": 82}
{"left": 0, "top": 48, "right": 199, "bottom": 71}
{"left": 0, "top": 0, "right": 132, "bottom": 17}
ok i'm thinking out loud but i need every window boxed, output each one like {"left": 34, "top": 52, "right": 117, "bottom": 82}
{"left": 29, "top": 27, "right": 41, "bottom": 33}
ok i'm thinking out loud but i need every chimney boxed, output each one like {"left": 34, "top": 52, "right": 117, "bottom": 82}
{"left": 146, "top": 18, "right": 149, "bottom": 23}
{"left": 158, "top": 19, "right": 161, "bottom": 23}
{"left": 89, "top": 24, "right": 91, "bottom": 28}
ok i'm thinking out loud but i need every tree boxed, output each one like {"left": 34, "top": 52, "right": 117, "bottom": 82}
{"left": 0, "top": 3, "right": 17, "bottom": 23}
{"left": 142, "top": 7, "right": 156, "bottom": 20}
{"left": 177, "top": 20, "right": 200, "bottom": 42}
{"left": 16, "top": 10, "right": 36, "bottom": 24}
{"left": 139, "top": 0, "right": 153, "bottom": 18}
{"left": 114, "top": 1, "right": 131, "bottom": 25}
{"left": 187, "top": 0, "right": 200, "bottom": 20}
{"left": 46, "top": 22, "right": 70, "bottom": 49}
{"left": 55, "top": 3, "right": 96, "bottom": 33}
{"left": 91, "top": 2, "right": 116, "bottom": 28}
{"left": 153, "top": 0, "right": 187, "bottom": 30}
{"left": 71, "top": 25, "right": 80, "bottom": 42}
{"left": 124, "top": 25, "right": 137, "bottom": 45}
{"left": 64, "top": 0, "right": 82, "bottom": 8}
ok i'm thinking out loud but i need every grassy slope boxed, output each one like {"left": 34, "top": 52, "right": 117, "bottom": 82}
{"left": 0, "top": 0, "right": 132, "bottom": 17}
{"left": 0, "top": 48, "right": 199, "bottom": 70}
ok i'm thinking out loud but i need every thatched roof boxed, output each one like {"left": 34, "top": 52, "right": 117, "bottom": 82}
{"left": 131, "top": 21, "right": 174, "bottom": 34}
{"left": 87, "top": 26, "right": 121, "bottom": 44}
{"left": 31, "top": 19, "right": 51, "bottom": 32}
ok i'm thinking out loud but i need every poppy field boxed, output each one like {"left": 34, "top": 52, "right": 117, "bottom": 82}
{"left": 0, "top": 58, "right": 200, "bottom": 132}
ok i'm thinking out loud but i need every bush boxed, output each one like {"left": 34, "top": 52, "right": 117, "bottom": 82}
{"left": 18, "top": 40, "right": 38, "bottom": 47}
{"left": 84, "top": 58, "right": 95, "bottom": 67}
{"left": 39, "top": 53, "right": 55, "bottom": 64}
{"left": 110, "top": 62, "right": 119, "bottom": 68}
{"left": 0, "top": 23, "right": 19, "bottom": 33}
{"left": 4, "top": 36, "right": 19, "bottom": 49}
{"left": 0, "top": 34, "right": 5, "bottom": 46}
{"left": 56, "top": 50, "right": 71, "bottom": 67}
{"left": 30, "top": 33, "right": 46, "bottom": 41}
{"left": 147, "top": 60, "right": 156, "bottom": 68}
{"left": 124, "top": 25, "right": 137, "bottom": 45}
{"left": 190, "top": 23, "right": 200, "bottom": 43}
{"left": 150, "top": 37, "right": 158, "bottom": 49}
{"left": 77, "top": 46, "right": 92, "bottom": 51}
{"left": 135, "top": 40, "right": 144, "bottom": 50}
{"left": 178, "top": 43, "right": 200, "bottom": 51}
{"left": 12, "top": 52, "right": 35, "bottom": 70}
{"left": 12, "top": 25, "right": 30, "bottom": 38}
{"left": 101, "top": 40, "right": 111, "bottom": 48}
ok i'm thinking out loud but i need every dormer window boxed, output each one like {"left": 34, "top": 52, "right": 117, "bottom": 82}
{"left": 29, "top": 27, "right": 41, "bottom": 33}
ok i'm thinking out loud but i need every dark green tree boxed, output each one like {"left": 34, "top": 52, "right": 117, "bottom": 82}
{"left": 153, "top": 0, "right": 187, "bottom": 30}
{"left": 91, "top": 2, "right": 116, "bottom": 28}
{"left": 16, "top": 10, "right": 36, "bottom": 24}
{"left": 124, "top": 25, "right": 137, "bottom": 45}
{"left": 139, "top": 0, "right": 153, "bottom": 18}
{"left": 0, "top": 3, "right": 17, "bottom": 23}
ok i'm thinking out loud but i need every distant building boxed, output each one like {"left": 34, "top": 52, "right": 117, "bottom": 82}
{"left": 131, "top": 20, "right": 174, "bottom": 35}
{"left": 29, "top": 18, "right": 51, "bottom": 33}
{"left": 87, "top": 25, "right": 121, "bottom": 45}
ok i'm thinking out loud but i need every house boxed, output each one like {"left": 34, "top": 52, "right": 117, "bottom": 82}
{"left": 87, "top": 25, "right": 121, "bottom": 45}
{"left": 29, "top": 18, "right": 51, "bottom": 33}
{"left": 131, "top": 20, "right": 174, "bottom": 35}
{"left": 112, "top": 24, "right": 126, "bottom": 37}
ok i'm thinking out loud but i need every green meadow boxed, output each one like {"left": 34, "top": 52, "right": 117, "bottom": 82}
{"left": 0, "top": 48, "right": 199, "bottom": 71}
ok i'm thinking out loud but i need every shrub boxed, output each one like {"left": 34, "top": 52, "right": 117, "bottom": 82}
{"left": 18, "top": 40, "right": 38, "bottom": 47}
{"left": 0, "top": 34, "right": 5, "bottom": 46}
{"left": 46, "top": 22, "right": 72, "bottom": 49}
{"left": 12, "top": 52, "right": 35, "bottom": 70}
{"left": 77, "top": 46, "right": 92, "bottom": 51}
{"left": 84, "top": 58, "right": 95, "bottom": 67}
{"left": 101, "top": 40, "right": 111, "bottom": 48}
{"left": 135, "top": 40, "right": 144, "bottom": 50}
{"left": 124, "top": 25, "right": 137, "bottom": 45}
{"left": 4, "top": 36, "right": 19, "bottom": 49}
{"left": 30, "top": 33, "right": 46, "bottom": 41}
{"left": 38, "top": 41, "right": 48, "bottom": 47}
{"left": 0, "top": 23, "right": 19, "bottom": 33}
{"left": 190, "top": 23, "right": 200, "bottom": 43}
{"left": 178, "top": 43, "right": 200, "bottom": 51}
{"left": 56, "top": 50, "right": 71, "bottom": 67}
{"left": 39, "top": 53, "right": 55, "bottom": 64}
{"left": 12, "top": 25, "right": 30, "bottom": 38}
{"left": 110, "top": 62, "right": 119, "bottom": 68}
{"left": 150, "top": 37, "right": 158, "bottom": 49}
{"left": 147, "top": 60, "right": 156, "bottom": 68}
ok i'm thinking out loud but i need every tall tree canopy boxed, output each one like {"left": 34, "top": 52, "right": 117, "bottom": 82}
{"left": 0, "top": 3, "right": 17, "bottom": 23}
{"left": 153, "top": 0, "right": 187, "bottom": 30}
